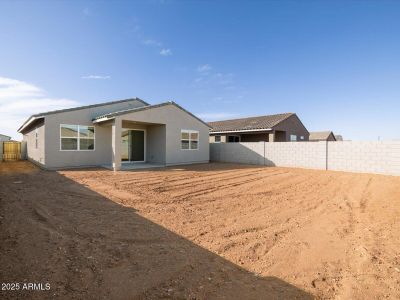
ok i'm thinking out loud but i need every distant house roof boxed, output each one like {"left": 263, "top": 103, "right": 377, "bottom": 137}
{"left": 309, "top": 131, "right": 336, "bottom": 141}
{"left": 93, "top": 101, "right": 211, "bottom": 128}
{"left": 334, "top": 134, "right": 343, "bottom": 141}
{"left": 18, "top": 98, "right": 149, "bottom": 133}
{"left": 0, "top": 134, "right": 11, "bottom": 140}
{"left": 208, "top": 113, "right": 294, "bottom": 133}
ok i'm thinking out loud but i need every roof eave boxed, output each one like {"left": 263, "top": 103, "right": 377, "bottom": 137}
{"left": 93, "top": 101, "right": 212, "bottom": 128}
{"left": 210, "top": 128, "right": 273, "bottom": 134}
{"left": 93, "top": 116, "right": 116, "bottom": 123}
{"left": 17, "top": 116, "right": 44, "bottom": 133}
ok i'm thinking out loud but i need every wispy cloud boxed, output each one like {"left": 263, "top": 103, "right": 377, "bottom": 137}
{"left": 0, "top": 76, "right": 79, "bottom": 140}
{"left": 192, "top": 65, "right": 235, "bottom": 89}
{"left": 196, "top": 112, "right": 238, "bottom": 121}
{"left": 129, "top": 20, "right": 172, "bottom": 57}
{"left": 81, "top": 75, "right": 111, "bottom": 80}
{"left": 197, "top": 64, "right": 212, "bottom": 73}
{"left": 160, "top": 48, "right": 172, "bottom": 56}
{"left": 142, "top": 39, "right": 162, "bottom": 47}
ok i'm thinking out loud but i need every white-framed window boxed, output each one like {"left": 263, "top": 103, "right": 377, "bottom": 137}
{"left": 214, "top": 135, "right": 221, "bottom": 143}
{"left": 300, "top": 136, "right": 305, "bottom": 140}
{"left": 181, "top": 130, "right": 199, "bottom": 150}
{"left": 60, "top": 124, "right": 95, "bottom": 151}
{"left": 290, "top": 134, "right": 297, "bottom": 142}
{"left": 35, "top": 128, "right": 38, "bottom": 149}
{"left": 228, "top": 135, "right": 240, "bottom": 143}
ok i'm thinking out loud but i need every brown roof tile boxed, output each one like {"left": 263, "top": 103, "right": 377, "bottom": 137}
{"left": 208, "top": 113, "right": 294, "bottom": 132}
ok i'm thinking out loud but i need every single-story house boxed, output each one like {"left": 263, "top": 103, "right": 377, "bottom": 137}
{"left": 334, "top": 134, "right": 343, "bottom": 141}
{"left": 18, "top": 98, "right": 210, "bottom": 171}
{"left": 209, "top": 113, "right": 309, "bottom": 143}
{"left": 0, "top": 134, "right": 11, "bottom": 142}
{"left": 309, "top": 131, "right": 337, "bottom": 142}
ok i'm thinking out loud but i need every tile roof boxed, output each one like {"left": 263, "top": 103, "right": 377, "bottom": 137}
{"left": 309, "top": 131, "right": 335, "bottom": 141}
{"left": 208, "top": 113, "right": 294, "bottom": 132}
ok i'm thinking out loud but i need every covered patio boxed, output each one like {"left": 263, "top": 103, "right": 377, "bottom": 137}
{"left": 92, "top": 101, "right": 210, "bottom": 171}
{"left": 95, "top": 117, "right": 166, "bottom": 171}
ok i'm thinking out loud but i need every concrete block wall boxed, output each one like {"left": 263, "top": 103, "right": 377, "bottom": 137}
{"left": 210, "top": 142, "right": 265, "bottom": 165}
{"left": 263, "top": 142, "right": 326, "bottom": 169}
{"left": 210, "top": 141, "right": 400, "bottom": 176}
{"left": 328, "top": 141, "right": 400, "bottom": 176}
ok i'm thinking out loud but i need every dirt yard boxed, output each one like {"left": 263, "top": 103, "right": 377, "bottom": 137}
{"left": 1, "top": 161, "right": 400, "bottom": 299}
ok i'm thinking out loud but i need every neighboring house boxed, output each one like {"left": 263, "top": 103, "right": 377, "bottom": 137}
{"left": 309, "top": 131, "right": 337, "bottom": 142}
{"left": 334, "top": 134, "right": 343, "bottom": 141}
{"left": 209, "top": 113, "right": 309, "bottom": 143}
{"left": 0, "top": 134, "right": 11, "bottom": 142}
{"left": 18, "top": 98, "right": 210, "bottom": 171}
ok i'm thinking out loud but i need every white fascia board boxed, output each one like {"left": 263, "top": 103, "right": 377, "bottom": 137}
{"left": 18, "top": 116, "right": 44, "bottom": 133}
{"left": 93, "top": 116, "right": 115, "bottom": 123}
{"left": 210, "top": 128, "right": 272, "bottom": 134}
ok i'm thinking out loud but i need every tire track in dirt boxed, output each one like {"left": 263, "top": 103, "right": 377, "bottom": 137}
{"left": 151, "top": 169, "right": 273, "bottom": 193}
{"left": 335, "top": 175, "right": 380, "bottom": 299}
{"left": 110, "top": 165, "right": 262, "bottom": 186}
{"left": 115, "top": 168, "right": 272, "bottom": 192}
{"left": 167, "top": 171, "right": 289, "bottom": 200}
{"left": 200, "top": 171, "right": 348, "bottom": 286}
{"left": 250, "top": 172, "right": 357, "bottom": 299}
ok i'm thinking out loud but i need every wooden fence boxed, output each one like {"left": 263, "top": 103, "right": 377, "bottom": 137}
{"left": 2, "top": 141, "right": 23, "bottom": 161}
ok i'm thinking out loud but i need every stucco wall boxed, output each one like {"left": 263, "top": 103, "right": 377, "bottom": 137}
{"left": 45, "top": 113, "right": 112, "bottom": 169}
{"left": 240, "top": 133, "right": 270, "bottom": 142}
{"left": 210, "top": 141, "right": 400, "bottom": 176}
{"left": 146, "top": 124, "right": 166, "bottom": 164}
{"left": 22, "top": 100, "right": 209, "bottom": 169}
{"left": 44, "top": 99, "right": 145, "bottom": 169}
{"left": 115, "top": 104, "right": 209, "bottom": 165}
{"left": 209, "top": 135, "right": 227, "bottom": 143}
{"left": 23, "top": 119, "right": 46, "bottom": 166}
{"left": 273, "top": 114, "right": 310, "bottom": 141}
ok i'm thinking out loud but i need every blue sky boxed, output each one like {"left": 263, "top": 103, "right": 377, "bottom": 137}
{"left": 1, "top": 0, "right": 400, "bottom": 140}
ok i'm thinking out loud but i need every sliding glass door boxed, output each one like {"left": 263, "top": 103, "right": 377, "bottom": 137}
{"left": 121, "top": 129, "right": 145, "bottom": 162}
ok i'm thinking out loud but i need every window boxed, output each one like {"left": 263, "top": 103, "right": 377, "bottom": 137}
{"left": 300, "top": 136, "right": 305, "bottom": 140}
{"left": 60, "top": 124, "right": 95, "bottom": 151}
{"left": 181, "top": 130, "right": 199, "bottom": 150}
{"left": 228, "top": 135, "right": 240, "bottom": 143}
{"left": 290, "top": 135, "right": 297, "bottom": 142}
{"left": 35, "top": 128, "right": 38, "bottom": 149}
{"left": 214, "top": 135, "right": 221, "bottom": 143}
{"left": 79, "top": 126, "right": 95, "bottom": 150}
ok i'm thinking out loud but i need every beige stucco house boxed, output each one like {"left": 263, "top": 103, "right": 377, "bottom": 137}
{"left": 209, "top": 113, "right": 309, "bottom": 143}
{"left": 18, "top": 98, "right": 210, "bottom": 171}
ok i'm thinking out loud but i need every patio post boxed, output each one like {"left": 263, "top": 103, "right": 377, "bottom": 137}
{"left": 111, "top": 117, "right": 122, "bottom": 171}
